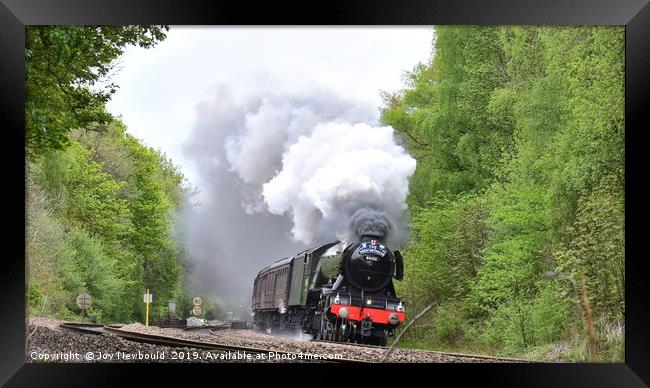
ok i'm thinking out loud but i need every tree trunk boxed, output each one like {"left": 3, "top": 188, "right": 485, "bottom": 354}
{"left": 580, "top": 274, "right": 598, "bottom": 361}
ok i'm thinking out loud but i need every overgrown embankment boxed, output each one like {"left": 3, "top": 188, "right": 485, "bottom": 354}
{"left": 384, "top": 26, "right": 624, "bottom": 361}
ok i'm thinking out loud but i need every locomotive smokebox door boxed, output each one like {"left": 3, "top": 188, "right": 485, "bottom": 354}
{"left": 343, "top": 236, "right": 395, "bottom": 292}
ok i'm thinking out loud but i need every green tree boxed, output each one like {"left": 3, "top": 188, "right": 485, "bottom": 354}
{"left": 25, "top": 26, "right": 193, "bottom": 325}
{"left": 26, "top": 26, "right": 168, "bottom": 156}
{"left": 61, "top": 228, "right": 128, "bottom": 322}
{"left": 383, "top": 26, "right": 624, "bottom": 359}
{"left": 26, "top": 176, "right": 71, "bottom": 316}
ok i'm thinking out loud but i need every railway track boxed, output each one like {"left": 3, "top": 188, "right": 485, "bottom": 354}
{"left": 58, "top": 322, "right": 369, "bottom": 363}
{"left": 59, "top": 322, "right": 109, "bottom": 335}
{"left": 309, "top": 339, "right": 537, "bottom": 363}
{"left": 183, "top": 325, "right": 230, "bottom": 331}
{"left": 400, "top": 348, "right": 536, "bottom": 363}
{"left": 58, "top": 322, "right": 534, "bottom": 363}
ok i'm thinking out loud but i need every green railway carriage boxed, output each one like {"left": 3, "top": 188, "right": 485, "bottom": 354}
{"left": 252, "top": 241, "right": 342, "bottom": 320}
{"left": 252, "top": 235, "right": 405, "bottom": 346}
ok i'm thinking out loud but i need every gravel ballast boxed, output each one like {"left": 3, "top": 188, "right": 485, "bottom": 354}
{"left": 27, "top": 318, "right": 280, "bottom": 363}
{"left": 27, "top": 318, "right": 530, "bottom": 363}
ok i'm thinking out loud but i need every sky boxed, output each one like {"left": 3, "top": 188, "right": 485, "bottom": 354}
{"left": 106, "top": 26, "right": 434, "bottom": 194}
{"left": 104, "top": 26, "right": 435, "bottom": 300}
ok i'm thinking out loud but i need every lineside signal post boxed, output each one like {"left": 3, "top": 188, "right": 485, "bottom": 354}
{"left": 192, "top": 296, "right": 203, "bottom": 316}
{"left": 76, "top": 293, "right": 92, "bottom": 323}
{"left": 144, "top": 289, "right": 153, "bottom": 326}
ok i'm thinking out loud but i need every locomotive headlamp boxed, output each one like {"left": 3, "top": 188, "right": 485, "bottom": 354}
{"left": 366, "top": 299, "right": 372, "bottom": 306}
{"left": 334, "top": 293, "right": 340, "bottom": 304}
{"left": 339, "top": 307, "right": 350, "bottom": 319}
{"left": 397, "top": 301, "right": 404, "bottom": 312}
{"left": 388, "top": 313, "right": 399, "bottom": 325}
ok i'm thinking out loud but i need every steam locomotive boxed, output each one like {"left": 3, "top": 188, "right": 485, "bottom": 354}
{"left": 251, "top": 234, "right": 405, "bottom": 346}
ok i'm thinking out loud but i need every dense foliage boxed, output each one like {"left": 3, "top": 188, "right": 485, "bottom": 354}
{"left": 26, "top": 26, "right": 168, "bottom": 156}
{"left": 383, "top": 26, "right": 624, "bottom": 360}
{"left": 25, "top": 26, "right": 204, "bottom": 323}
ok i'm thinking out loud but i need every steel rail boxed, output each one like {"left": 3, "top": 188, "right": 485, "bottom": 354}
{"left": 58, "top": 323, "right": 531, "bottom": 363}
{"left": 183, "top": 325, "right": 230, "bottom": 331}
{"left": 310, "top": 339, "right": 538, "bottom": 363}
{"left": 98, "top": 326, "right": 370, "bottom": 363}
{"left": 59, "top": 322, "right": 107, "bottom": 336}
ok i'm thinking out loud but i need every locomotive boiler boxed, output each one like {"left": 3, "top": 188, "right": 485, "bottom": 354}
{"left": 251, "top": 234, "right": 405, "bottom": 346}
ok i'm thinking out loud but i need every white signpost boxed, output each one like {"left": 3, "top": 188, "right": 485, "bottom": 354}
{"left": 144, "top": 290, "right": 153, "bottom": 326}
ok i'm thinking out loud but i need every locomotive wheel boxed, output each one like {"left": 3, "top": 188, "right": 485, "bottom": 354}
{"left": 314, "top": 315, "right": 321, "bottom": 340}
{"left": 326, "top": 320, "right": 334, "bottom": 341}
{"left": 316, "top": 314, "right": 326, "bottom": 340}
{"left": 320, "top": 314, "right": 330, "bottom": 341}
{"left": 379, "top": 329, "right": 388, "bottom": 346}
{"left": 337, "top": 319, "right": 349, "bottom": 342}
{"left": 326, "top": 319, "right": 332, "bottom": 341}
{"left": 369, "top": 328, "right": 388, "bottom": 346}
{"left": 333, "top": 319, "right": 341, "bottom": 342}
{"left": 350, "top": 324, "right": 358, "bottom": 343}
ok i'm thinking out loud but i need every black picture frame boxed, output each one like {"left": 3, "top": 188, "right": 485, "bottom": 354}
{"left": 1, "top": 0, "right": 648, "bottom": 386}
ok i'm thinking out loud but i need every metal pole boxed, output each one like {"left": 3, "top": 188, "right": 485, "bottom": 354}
{"left": 146, "top": 288, "right": 150, "bottom": 326}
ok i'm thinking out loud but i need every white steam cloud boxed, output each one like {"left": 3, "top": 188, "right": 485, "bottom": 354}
{"left": 182, "top": 84, "right": 415, "bottom": 300}
{"left": 262, "top": 123, "right": 416, "bottom": 245}
{"left": 223, "top": 90, "right": 376, "bottom": 214}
